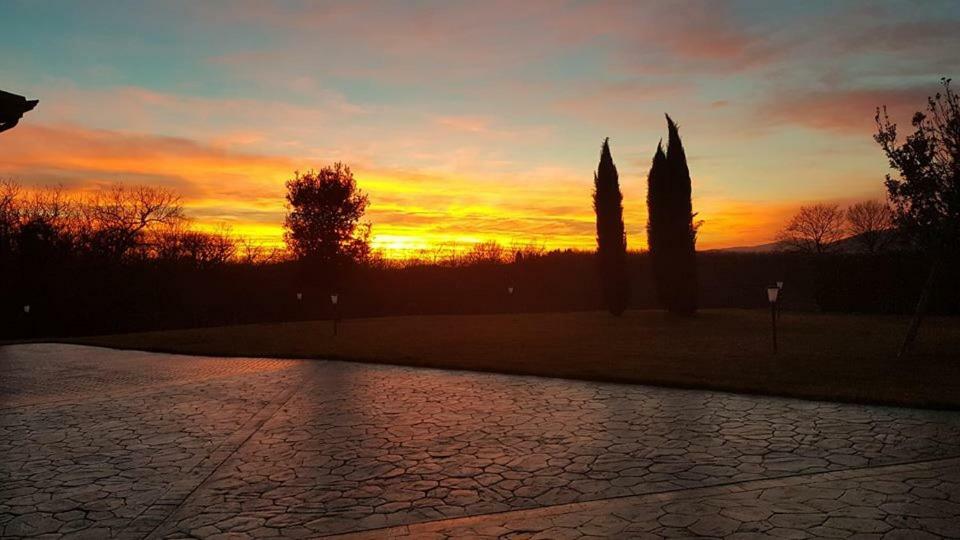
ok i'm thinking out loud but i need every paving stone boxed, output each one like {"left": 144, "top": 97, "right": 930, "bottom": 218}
{"left": 688, "top": 514, "right": 740, "bottom": 536}
{"left": 3, "top": 343, "right": 960, "bottom": 539}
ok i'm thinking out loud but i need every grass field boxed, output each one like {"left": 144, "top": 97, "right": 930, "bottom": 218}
{"left": 68, "top": 309, "right": 960, "bottom": 409}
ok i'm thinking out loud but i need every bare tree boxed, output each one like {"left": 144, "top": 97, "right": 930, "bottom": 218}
{"left": 846, "top": 200, "right": 894, "bottom": 253}
{"left": 509, "top": 241, "right": 546, "bottom": 262}
{"left": 151, "top": 225, "right": 236, "bottom": 268}
{"left": 81, "top": 186, "right": 184, "bottom": 259}
{"left": 14, "top": 187, "right": 79, "bottom": 263}
{"left": 235, "top": 236, "right": 280, "bottom": 265}
{"left": 431, "top": 242, "right": 459, "bottom": 265}
{"left": 461, "top": 240, "right": 506, "bottom": 266}
{"left": 777, "top": 204, "right": 847, "bottom": 254}
{"left": 0, "top": 180, "right": 21, "bottom": 259}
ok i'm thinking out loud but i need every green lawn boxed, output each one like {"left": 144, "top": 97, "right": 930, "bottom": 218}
{"left": 68, "top": 309, "right": 960, "bottom": 409}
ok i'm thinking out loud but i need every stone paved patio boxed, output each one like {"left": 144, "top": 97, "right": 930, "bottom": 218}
{"left": 1, "top": 343, "right": 959, "bottom": 539}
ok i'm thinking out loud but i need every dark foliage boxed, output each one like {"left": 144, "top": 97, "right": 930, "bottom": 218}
{"left": 0, "top": 182, "right": 270, "bottom": 339}
{"left": 283, "top": 163, "right": 371, "bottom": 267}
{"left": 646, "top": 142, "right": 669, "bottom": 306}
{"left": 647, "top": 115, "right": 699, "bottom": 315}
{"left": 876, "top": 78, "right": 960, "bottom": 253}
{"left": 876, "top": 78, "right": 960, "bottom": 355}
{"left": 593, "top": 138, "right": 629, "bottom": 316}
{"left": 4, "top": 248, "right": 957, "bottom": 340}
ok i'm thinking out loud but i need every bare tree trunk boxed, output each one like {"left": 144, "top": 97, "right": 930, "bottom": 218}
{"left": 898, "top": 257, "right": 941, "bottom": 359}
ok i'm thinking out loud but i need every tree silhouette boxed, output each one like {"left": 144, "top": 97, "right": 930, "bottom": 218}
{"left": 593, "top": 138, "right": 629, "bottom": 316}
{"left": 647, "top": 115, "right": 698, "bottom": 315}
{"left": 777, "top": 204, "right": 846, "bottom": 254}
{"left": 646, "top": 141, "right": 668, "bottom": 308}
{"left": 847, "top": 200, "right": 894, "bottom": 254}
{"left": 0, "top": 181, "right": 19, "bottom": 261}
{"left": 151, "top": 225, "right": 237, "bottom": 268}
{"left": 875, "top": 78, "right": 960, "bottom": 357}
{"left": 81, "top": 185, "right": 184, "bottom": 260}
{"left": 283, "top": 163, "right": 370, "bottom": 266}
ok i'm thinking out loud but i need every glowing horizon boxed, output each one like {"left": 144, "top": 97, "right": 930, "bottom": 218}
{"left": 1, "top": 1, "right": 957, "bottom": 259}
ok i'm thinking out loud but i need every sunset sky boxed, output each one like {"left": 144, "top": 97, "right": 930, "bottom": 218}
{"left": 1, "top": 0, "right": 958, "bottom": 257}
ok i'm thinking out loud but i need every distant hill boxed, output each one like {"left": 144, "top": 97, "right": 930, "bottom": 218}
{"left": 707, "top": 230, "right": 910, "bottom": 254}
{"left": 706, "top": 241, "right": 783, "bottom": 253}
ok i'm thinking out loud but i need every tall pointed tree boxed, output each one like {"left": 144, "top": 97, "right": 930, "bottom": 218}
{"left": 665, "top": 115, "right": 699, "bottom": 314}
{"left": 593, "top": 138, "right": 629, "bottom": 316}
{"left": 647, "top": 115, "right": 699, "bottom": 315}
{"left": 646, "top": 141, "right": 670, "bottom": 309}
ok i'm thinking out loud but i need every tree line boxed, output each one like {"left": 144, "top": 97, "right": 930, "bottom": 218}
{"left": 777, "top": 200, "right": 896, "bottom": 254}
{"left": 1, "top": 79, "right": 956, "bottom": 345}
{"left": 277, "top": 116, "right": 703, "bottom": 319}
{"left": 0, "top": 182, "right": 277, "bottom": 268}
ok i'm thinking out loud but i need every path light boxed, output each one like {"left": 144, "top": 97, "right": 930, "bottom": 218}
{"left": 23, "top": 304, "right": 30, "bottom": 314}
{"left": 507, "top": 286, "right": 514, "bottom": 295}
{"left": 767, "top": 285, "right": 780, "bottom": 354}
{"left": 330, "top": 293, "right": 339, "bottom": 337}
{"left": 775, "top": 281, "right": 784, "bottom": 319}
{"left": 766, "top": 285, "right": 779, "bottom": 304}
{"left": 296, "top": 292, "right": 302, "bottom": 301}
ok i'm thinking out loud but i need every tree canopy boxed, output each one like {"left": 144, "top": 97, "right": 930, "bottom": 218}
{"left": 593, "top": 138, "right": 629, "bottom": 316}
{"left": 283, "top": 163, "right": 371, "bottom": 265}
{"left": 647, "top": 115, "right": 698, "bottom": 315}
{"left": 875, "top": 78, "right": 960, "bottom": 252}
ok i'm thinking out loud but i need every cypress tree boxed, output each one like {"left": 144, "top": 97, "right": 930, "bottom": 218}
{"left": 593, "top": 138, "right": 629, "bottom": 316}
{"left": 647, "top": 115, "right": 698, "bottom": 315}
{"left": 646, "top": 141, "right": 671, "bottom": 309}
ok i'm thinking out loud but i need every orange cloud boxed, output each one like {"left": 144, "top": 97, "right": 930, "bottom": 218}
{"left": 0, "top": 123, "right": 293, "bottom": 199}
{"left": 758, "top": 85, "right": 932, "bottom": 134}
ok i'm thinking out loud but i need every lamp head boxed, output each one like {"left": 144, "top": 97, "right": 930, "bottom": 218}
{"left": 766, "top": 286, "right": 780, "bottom": 303}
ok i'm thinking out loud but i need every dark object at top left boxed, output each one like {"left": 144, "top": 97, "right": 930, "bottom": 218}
{"left": 0, "top": 90, "right": 39, "bottom": 133}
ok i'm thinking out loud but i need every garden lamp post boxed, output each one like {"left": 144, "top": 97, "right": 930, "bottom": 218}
{"left": 0, "top": 90, "right": 39, "bottom": 134}
{"left": 767, "top": 285, "right": 780, "bottom": 353}
{"left": 22, "top": 304, "right": 32, "bottom": 338}
{"left": 776, "top": 281, "right": 784, "bottom": 319}
{"left": 330, "top": 293, "right": 339, "bottom": 336}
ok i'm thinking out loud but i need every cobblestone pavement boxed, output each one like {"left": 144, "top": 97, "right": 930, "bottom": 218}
{"left": 2, "top": 344, "right": 960, "bottom": 539}
{"left": 330, "top": 458, "right": 960, "bottom": 539}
